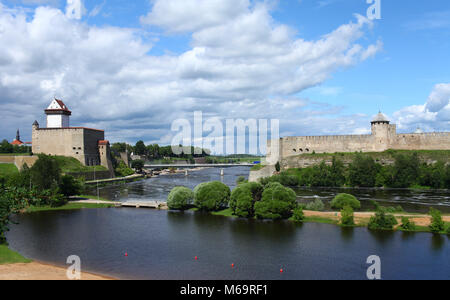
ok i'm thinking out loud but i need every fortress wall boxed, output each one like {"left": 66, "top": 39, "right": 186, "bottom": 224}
{"left": 280, "top": 135, "right": 375, "bottom": 158}
{"left": 391, "top": 132, "right": 450, "bottom": 150}
{"left": 32, "top": 128, "right": 105, "bottom": 166}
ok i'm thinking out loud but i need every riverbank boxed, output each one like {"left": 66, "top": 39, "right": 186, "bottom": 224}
{"left": 0, "top": 262, "right": 114, "bottom": 280}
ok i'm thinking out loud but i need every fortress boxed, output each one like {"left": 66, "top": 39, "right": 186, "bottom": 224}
{"left": 32, "top": 99, "right": 114, "bottom": 176}
{"left": 266, "top": 112, "right": 450, "bottom": 164}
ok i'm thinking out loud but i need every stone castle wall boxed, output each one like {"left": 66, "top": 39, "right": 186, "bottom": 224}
{"left": 32, "top": 127, "right": 105, "bottom": 166}
{"left": 267, "top": 123, "right": 450, "bottom": 164}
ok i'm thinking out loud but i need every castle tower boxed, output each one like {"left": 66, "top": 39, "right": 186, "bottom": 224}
{"left": 371, "top": 112, "right": 391, "bottom": 151}
{"left": 45, "top": 99, "right": 71, "bottom": 128}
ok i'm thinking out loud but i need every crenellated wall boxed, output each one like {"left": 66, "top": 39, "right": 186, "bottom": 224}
{"left": 266, "top": 121, "right": 450, "bottom": 164}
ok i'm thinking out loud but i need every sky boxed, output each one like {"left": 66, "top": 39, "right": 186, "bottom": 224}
{"left": 0, "top": 0, "right": 449, "bottom": 153}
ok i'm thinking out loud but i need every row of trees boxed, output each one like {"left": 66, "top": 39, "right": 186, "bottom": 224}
{"left": 113, "top": 141, "right": 211, "bottom": 160}
{"left": 265, "top": 153, "right": 450, "bottom": 189}
{"left": 0, "top": 139, "right": 31, "bottom": 154}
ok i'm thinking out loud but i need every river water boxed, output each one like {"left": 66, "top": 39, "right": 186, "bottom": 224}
{"left": 6, "top": 167, "right": 450, "bottom": 280}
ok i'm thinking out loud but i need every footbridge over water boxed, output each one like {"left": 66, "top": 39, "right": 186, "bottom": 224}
{"left": 143, "top": 163, "right": 255, "bottom": 169}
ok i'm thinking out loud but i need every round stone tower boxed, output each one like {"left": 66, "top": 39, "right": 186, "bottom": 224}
{"left": 371, "top": 112, "right": 391, "bottom": 151}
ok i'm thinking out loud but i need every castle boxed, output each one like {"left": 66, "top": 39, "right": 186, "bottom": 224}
{"left": 32, "top": 99, "right": 114, "bottom": 176}
{"left": 266, "top": 112, "right": 450, "bottom": 164}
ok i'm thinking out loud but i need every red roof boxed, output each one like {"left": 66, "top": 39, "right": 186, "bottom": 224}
{"left": 45, "top": 99, "right": 72, "bottom": 114}
{"left": 98, "top": 140, "right": 109, "bottom": 145}
{"left": 11, "top": 140, "right": 24, "bottom": 145}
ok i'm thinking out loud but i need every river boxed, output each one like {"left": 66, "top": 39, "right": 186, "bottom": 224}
{"left": 6, "top": 167, "right": 450, "bottom": 280}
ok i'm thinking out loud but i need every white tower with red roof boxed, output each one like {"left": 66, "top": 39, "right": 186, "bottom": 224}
{"left": 45, "top": 98, "right": 72, "bottom": 128}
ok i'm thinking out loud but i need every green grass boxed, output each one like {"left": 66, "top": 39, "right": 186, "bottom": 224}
{"left": 26, "top": 203, "right": 114, "bottom": 213}
{"left": 251, "top": 164, "right": 264, "bottom": 171}
{"left": 0, "top": 245, "right": 32, "bottom": 265}
{"left": 54, "top": 156, "right": 107, "bottom": 173}
{"left": 211, "top": 208, "right": 236, "bottom": 218}
{"left": 304, "top": 216, "right": 339, "bottom": 225}
{"left": 0, "top": 153, "right": 32, "bottom": 156}
{"left": 292, "top": 149, "right": 450, "bottom": 163}
{"left": 0, "top": 164, "right": 18, "bottom": 176}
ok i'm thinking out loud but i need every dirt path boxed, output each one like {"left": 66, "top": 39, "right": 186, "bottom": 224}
{"left": 303, "top": 210, "right": 450, "bottom": 227}
{"left": 0, "top": 262, "right": 115, "bottom": 280}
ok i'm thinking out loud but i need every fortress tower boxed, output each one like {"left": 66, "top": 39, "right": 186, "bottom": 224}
{"left": 371, "top": 112, "right": 396, "bottom": 152}
{"left": 45, "top": 99, "right": 71, "bottom": 128}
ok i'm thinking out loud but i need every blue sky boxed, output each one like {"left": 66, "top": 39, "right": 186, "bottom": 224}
{"left": 0, "top": 0, "right": 449, "bottom": 149}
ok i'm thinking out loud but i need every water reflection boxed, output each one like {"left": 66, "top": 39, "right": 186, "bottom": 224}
{"left": 431, "top": 234, "right": 445, "bottom": 251}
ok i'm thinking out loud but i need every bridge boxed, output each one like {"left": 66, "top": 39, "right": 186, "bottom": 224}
{"left": 143, "top": 163, "right": 255, "bottom": 169}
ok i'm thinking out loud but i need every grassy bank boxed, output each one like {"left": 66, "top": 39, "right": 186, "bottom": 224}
{"left": 54, "top": 156, "right": 107, "bottom": 173}
{"left": 0, "top": 245, "right": 31, "bottom": 265}
{"left": 0, "top": 163, "right": 18, "bottom": 176}
{"left": 25, "top": 202, "right": 114, "bottom": 213}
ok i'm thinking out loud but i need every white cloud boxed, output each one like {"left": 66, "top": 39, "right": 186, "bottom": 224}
{"left": 394, "top": 83, "right": 450, "bottom": 132}
{"left": 0, "top": 1, "right": 382, "bottom": 147}
{"left": 65, "top": 0, "right": 85, "bottom": 20}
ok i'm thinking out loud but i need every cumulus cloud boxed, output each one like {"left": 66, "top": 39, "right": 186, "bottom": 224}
{"left": 0, "top": 1, "right": 381, "bottom": 148}
{"left": 394, "top": 83, "right": 450, "bottom": 132}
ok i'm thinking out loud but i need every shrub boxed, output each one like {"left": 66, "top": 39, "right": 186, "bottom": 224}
{"left": 446, "top": 224, "right": 450, "bottom": 235}
{"left": 399, "top": 217, "right": 416, "bottom": 232}
{"left": 292, "top": 206, "right": 304, "bottom": 223}
{"left": 194, "top": 181, "right": 231, "bottom": 212}
{"left": 236, "top": 176, "right": 247, "bottom": 185}
{"left": 331, "top": 193, "right": 361, "bottom": 210}
{"left": 254, "top": 184, "right": 297, "bottom": 220}
{"left": 167, "top": 186, "right": 194, "bottom": 211}
{"left": 230, "top": 182, "right": 263, "bottom": 218}
{"left": 49, "top": 193, "right": 67, "bottom": 208}
{"left": 131, "top": 160, "right": 145, "bottom": 173}
{"left": 115, "top": 161, "right": 134, "bottom": 177}
{"left": 368, "top": 208, "right": 398, "bottom": 231}
{"left": 30, "top": 154, "right": 61, "bottom": 191}
{"left": 429, "top": 208, "right": 445, "bottom": 233}
{"left": 305, "top": 198, "right": 325, "bottom": 211}
{"left": 275, "top": 162, "right": 281, "bottom": 172}
{"left": 340, "top": 206, "right": 355, "bottom": 227}
{"left": 59, "top": 175, "right": 84, "bottom": 197}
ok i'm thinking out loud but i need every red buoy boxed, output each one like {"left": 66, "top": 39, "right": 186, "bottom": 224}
{"left": 231, "top": 263, "right": 235, "bottom": 268}
{"left": 280, "top": 268, "right": 283, "bottom": 273}
{"left": 125, "top": 252, "right": 128, "bottom": 257}
{"left": 195, "top": 256, "right": 198, "bottom": 260}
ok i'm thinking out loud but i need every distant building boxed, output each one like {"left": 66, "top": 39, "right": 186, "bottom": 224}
{"left": 32, "top": 99, "right": 114, "bottom": 177}
{"left": 10, "top": 129, "right": 31, "bottom": 146}
{"left": 267, "top": 112, "right": 450, "bottom": 164}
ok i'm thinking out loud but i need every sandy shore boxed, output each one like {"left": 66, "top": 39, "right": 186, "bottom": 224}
{"left": 0, "top": 262, "right": 115, "bottom": 280}
{"left": 304, "top": 210, "right": 450, "bottom": 227}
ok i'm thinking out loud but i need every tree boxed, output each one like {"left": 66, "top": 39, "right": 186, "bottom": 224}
{"left": 134, "top": 141, "right": 147, "bottom": 156}
{"left": 230, "top": 182, "right": 263, "bottom": 218}
{"left": 348, "top": 154, "right": 379, "bottom": 187}
{"left": 340, "top": 206, "right": 355, "bottom": 227}
{"left": 390, "top": 153, "right": 420, "bottom": 188}
{"left": 275, "top": 161, "right": 281, "bottom": 172}
{"left": 329, "top": 157, "right": 346, "bottom": 187}
{"left": 305, "top": 198, "right": 325, "bottom": 211}
{"left": 30, "top": 154, "right": 61, "bottom": 191}
{"left": 292, "top": 206, "right": 305, "bottom": 222}
{"left": 399, "top": 217, "right": 416, "bottom": 232}
{"left": 0, "top": 139, "right": 13, "bottom": 154}
{"left": 429, "top": 208, "right": 445, "bottom": 233}
{"left": 368, "top": 208, "right": 398, "bottom": 231}
{"left": 167, "top": 187, "right": 194, "bottom": 211}
{"left": 131, "top": 160, "right": 145, "bottom": 173}
{"left": 331, "top": 193, "right": 361, "bottom": 210}
{"left": 254, "top": 182, "right": 297, "bottom": 220}
{"left": 59, "top": 175, "right": 83, "bottom": 197}
{"left": 194, "top": 181, "right": 231, "bottom": 211}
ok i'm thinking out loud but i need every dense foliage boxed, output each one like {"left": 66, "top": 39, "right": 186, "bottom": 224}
{"left": 368, "top": 208, "right": 398, "bottom": 231}
{"left": 399, "top": 217, "right": 416, "bottom": 232}
{"left": 0, "top": 139, "right": 31, "bottom": 154}
{"left": 194, "top": 181, "right": 231, "bottom": 211}
{"left": 115, "top": 161, "right": 135, "bottom": 177}
{"left": 340, "top": 206, "right": 355, "bottom": 227}
{"left": 229, "top": 182, "right": 263, "bottom": 218}
{"left": 260, "top": 152, "right": 450, "bottom": 189}
{"left": 429, "top": 208, "right": 445, "bottom": 233}
{"left": 331, "top": 193, "right": 361, "bottom": 210}
{"left": 167, "top": 187, "right": 195, "bottom": 211}
{"left": 305, "top": 198, "right": 325, "bottom": 211}
{"left": 254, "top": 182, "right": 297, "bottom": 220}
{"left": 292, "top": 206, "right": 305, "bottom": 222}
